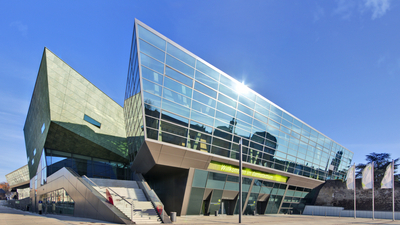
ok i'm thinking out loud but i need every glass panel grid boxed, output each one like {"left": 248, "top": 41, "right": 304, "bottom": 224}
{"left": 128, "top": 21, "right": 353, "bottom": 181}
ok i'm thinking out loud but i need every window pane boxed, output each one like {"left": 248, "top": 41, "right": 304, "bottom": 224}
{"left": 166, "top": 55, "right": 194, "bottom": 77}
{"left": 189, "top": 130, "right": 212, "bottom": 145}
{"left": 162, "top": 99, "right": 190, "bottom": 118}
{"left": 83, "top": 115, "right": 101, "bottom": 128}
{"left": 164, "top": 77, "right": 192, "bottom": 98}
{"left": 190, "top": 121, "right": 213, "bottom": 134}
{"left": 270, "top": 105, "right": 283, "bottom": 116}
{"left": 141, "top": 66, "right": 163, "bottom": 85}
{"left": 165, "top": 67, "right": 193, "bottom": 87}
{"left": 140, "top": 53, "right": 164, "bottom": 74}
{"left": 139, "top": 39, "right": 165, "bottom": 62}
{"left": 238, "top": 103, "right": 253, "bottom": 116}
{"left": 142, "top": 79, "right": 162, "bottom": 96}
{"left": 192, "top": 101, "right": 215, "bottom": 117}
{"left": 253, "top": 119, "right": 267, "bottom": 130}
{"left": 162, "top": 89, "right": 191, "bottom": 107}
{"left": 218, "top": 93, "right": 237, "bottom": 108}
{"left": 216, "top": 102, "right": 236, "bottom": 117}
{"left": 254, "top": 112, "right": 268, "bottom": 124}
{"left": 194, "top": 71, "right": 218, "bottom": 90}
{"left": 166, "top": 43, "right": 195, "bottom": 67}
{"left": 138, "top": 25, "right": 166, "bottom": 50}
{"left": 239, "top": 95, "right": 255, "bottom": 109}
{"left": 256, "top": 96, "right": 270, "bottom": 110}
{"left": 143, "top": 91, "right": 161, "bottom": 108}
{"left": 196, "top": 61, "right": 219, "bottom": 81}
{"left": 219, "top": 84, "right": 238, "bottom": 100}
{"left": 269, "top": 112, "right": 281, "bottom": 123}
{"left": 160, "top": 131, "right": 187, "bottom": 147}
{"left": 193, "top": 91, "right": 216, "bottom": 107}
{"left": 192, "top": 170, "right": 208, "bottom": 188}
{"left": 160, "top": 121, "right": 187, "bottom": 137}
{"left": 190, "top": 111, "right": 214, "bottom": 127}
{"left": 237, "top": 111, "right": 252, "bottom": 124}
{"left": 194, "top": 81, "right": 217, "bottom": 98}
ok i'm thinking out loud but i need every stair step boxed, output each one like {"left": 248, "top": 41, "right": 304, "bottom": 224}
{"left": 85, "top": 178, "right": 162, "bottom": 223}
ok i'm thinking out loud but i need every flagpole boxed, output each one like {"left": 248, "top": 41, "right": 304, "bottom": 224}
{"left": 372, "top": 162, "right": 374, "bottom": 220}
{"left": 354, "top": 163, "right": 356, "bottom": 219}
{"left": 392, "top": 159, "right": 395, "bottom": 221}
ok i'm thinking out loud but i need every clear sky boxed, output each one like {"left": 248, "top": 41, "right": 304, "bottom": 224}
{"left": 1, "top": 0, "right": 399, "bottom": 183}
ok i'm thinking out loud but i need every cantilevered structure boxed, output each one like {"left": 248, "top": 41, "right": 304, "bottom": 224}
{"left": 124, "top": 19, "right": 353, "bottom": 215}
{"left": 19, "top": 19, "right": 353, "bottom": 223}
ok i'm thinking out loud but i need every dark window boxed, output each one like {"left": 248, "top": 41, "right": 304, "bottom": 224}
{"left": 84, "top": 115, "right": 101, "bottom": 128}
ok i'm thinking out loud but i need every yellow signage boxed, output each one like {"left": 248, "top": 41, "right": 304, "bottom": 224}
{"left": 207, "top": 161, "right": 288, "bottom": 183}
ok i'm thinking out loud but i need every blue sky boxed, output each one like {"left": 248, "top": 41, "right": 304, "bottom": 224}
{"left": 1, "top": 0, "right": 399, "bottom": 183}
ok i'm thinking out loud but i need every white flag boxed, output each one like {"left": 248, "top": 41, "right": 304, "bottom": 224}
{"left": 346, "top": 165, "right": 355, "bottom": 189}
{"left": 381, "top": 163, "right": 393, "bottom": 189}
{"left": 362, "top": 163, "right": 373, "bottom": 189}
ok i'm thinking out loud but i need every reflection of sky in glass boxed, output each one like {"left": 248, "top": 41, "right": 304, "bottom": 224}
{"left": 132, "top": 22, "right": 353, "bottom": 181}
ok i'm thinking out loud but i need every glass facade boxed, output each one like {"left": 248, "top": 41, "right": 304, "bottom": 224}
{"left": 5, "top": 165, "right": 29, "bottom": 187}
{"left": 186, "top": 169, "right": 313, "bottom": 215}
{"left": 40, "top": 188, "right": 74, "bottom": 215}
{"left": 45, "top": 149, "right": 131, "bottom": 180}
{"left": 125, "top": 21, "right": 353, "bottom": 181}
{"left": 125, "top": 23, "right": 145, "bottom": 162}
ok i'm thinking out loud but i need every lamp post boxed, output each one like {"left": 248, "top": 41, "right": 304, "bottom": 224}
{"left": 239, "top": 138, "right": 243, "bottom": 223}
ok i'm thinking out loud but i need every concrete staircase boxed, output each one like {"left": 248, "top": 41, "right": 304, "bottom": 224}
{"left": 84, "top": 178, "right": 161, "bottom": 224}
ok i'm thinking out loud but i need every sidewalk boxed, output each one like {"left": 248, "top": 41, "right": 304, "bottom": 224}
{"left": 0, "top": 205, "right": 119, "bottom": 225}
{"left": 2, "top": 205, "right": 400, "bottom": 225}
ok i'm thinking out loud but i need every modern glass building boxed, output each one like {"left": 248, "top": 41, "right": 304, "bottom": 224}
{"left": 124, "top": 19, "right": 353, "bottom": 215}
{"left": 19, "top": 19, "right": 353, "bottom": 222}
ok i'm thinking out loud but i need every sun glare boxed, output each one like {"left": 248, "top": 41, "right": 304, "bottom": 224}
{"left": 236, "top": 81, "right": 249, "bottom": 95}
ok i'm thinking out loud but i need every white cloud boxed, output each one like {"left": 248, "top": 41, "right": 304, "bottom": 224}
{"left": 333, "top": 0, "right": 391, "bottom": 20}
{"left": 364, "top": 0, "right": 391, "bottom": 19}
{"left": 314, "top": 5, "right": 325, "bottom": 22}
{"left": 10, "top": 21, "right": 28, "bottom": 36}
{"left": 333, "top": 0, "right": 356, "bottom": 20}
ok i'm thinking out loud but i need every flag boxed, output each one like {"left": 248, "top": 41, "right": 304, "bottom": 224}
{"left": 362, "top": 163, "right": 373, "bottom": 189}
{"left": 381, "top": 163, "right": 393, "bottom": 189}
{"left": 346, "top": 165, "right": 355, "bottom": 189}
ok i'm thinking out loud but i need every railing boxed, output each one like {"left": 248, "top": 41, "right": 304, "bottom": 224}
{"left": 82, "top": 175, "right": 134, "bottom": 221}
{"left": 135, "top": 173, "right": 171, "bottom": 223}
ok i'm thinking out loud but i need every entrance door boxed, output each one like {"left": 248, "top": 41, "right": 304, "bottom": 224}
{"left": 256, "top": 194, "right": 270, "bottom": 214}
{"left": 201, "top": 192, "right": 212, "bottom": 215}
{"left": 221, "top": 199, "right": 236, "bottom": 215}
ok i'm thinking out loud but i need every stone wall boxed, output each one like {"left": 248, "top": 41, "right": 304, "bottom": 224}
{"left": 314, "top": 179, "right": 400, "bottom": 211}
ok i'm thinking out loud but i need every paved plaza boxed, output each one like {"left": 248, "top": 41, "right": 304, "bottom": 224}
{"left": 1, "top": 205, "right": 400, "bottom": 225}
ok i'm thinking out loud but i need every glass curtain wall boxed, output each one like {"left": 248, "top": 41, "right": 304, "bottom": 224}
{"left": 186, "top": 169, "right": 312, "bottom": 215}
{"left": 45, "top": 149, "right": 131, "bottom": 180}
{"left": 129, "top": 21, "right": 353, "bottom": 181}
{"left": 40, "top": 188, "right": 74, "bottom": 215}
{"left": 124, "top": 23, "right": 145, "bottom": 162}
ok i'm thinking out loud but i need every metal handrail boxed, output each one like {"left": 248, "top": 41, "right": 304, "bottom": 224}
{"left": 82, "top": 175, "right": 134, "bottom": 220}
{"left": 135, "top": 173, "right": 169, "bottom": 223}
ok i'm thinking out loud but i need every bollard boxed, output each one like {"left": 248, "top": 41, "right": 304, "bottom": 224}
{"left": 215, "top": 210, "right": 218, "bottom": 216}
{"left": 325, "top": 211, "right": 327, "bottom": 217}
{"left": 312, "top": 210, "right": 313, "bottom": 216}
{"left": 339, "top": 211, "right": 341, "bottom": 218}
{"left": 170, "top": 212, "right": 177, "bottom": 222}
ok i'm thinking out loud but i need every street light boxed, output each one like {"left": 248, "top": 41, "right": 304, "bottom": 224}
{"left": 239, "top": 138, "right": 243, "bottom": 223}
